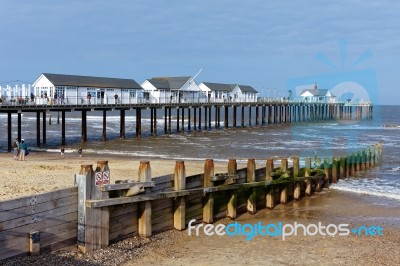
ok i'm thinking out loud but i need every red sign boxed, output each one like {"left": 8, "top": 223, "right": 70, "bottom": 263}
{"left": 95, "top": 172, "right": 103, "bottom": 186}
{"left": 103, "top": 171, "right": 110, "bottom": 184}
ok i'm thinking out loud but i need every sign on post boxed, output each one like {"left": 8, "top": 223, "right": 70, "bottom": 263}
{"left": 103, "top": 171, "right": 110, "bottom": 184}
{"left": 95, "top": 172, "right": 103, "bottom": 186}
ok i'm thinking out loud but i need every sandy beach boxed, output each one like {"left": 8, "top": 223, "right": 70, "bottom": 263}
{"left": 1, "top": 151, "right": 400, "bottom": 265}
{"left": 0, "top": 151, "right": 240, "bottom": 201}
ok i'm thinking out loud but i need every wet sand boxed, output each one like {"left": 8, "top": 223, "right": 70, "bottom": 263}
{"left": 124, "top": 190, "right": 400, "bottom": 265}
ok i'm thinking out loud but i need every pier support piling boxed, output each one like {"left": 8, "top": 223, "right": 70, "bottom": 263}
{"left": 8, "top": 112, "right": 12, "bottom": 151}
{"left": 81, "top": 110, "right": 87, "bottom": 143}
{"left": 61, "top": 111, "right": 66, "bottom": 145}
{"left": 36, "top": 112, "right": 41, "bottom": 147}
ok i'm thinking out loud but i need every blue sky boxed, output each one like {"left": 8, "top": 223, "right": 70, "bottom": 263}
{"left": 0, "top": 0, "right": 398, "bottom": 104}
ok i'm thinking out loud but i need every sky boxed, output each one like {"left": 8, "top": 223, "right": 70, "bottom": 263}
{"left": 0, "top": 0, "right": 399, "bottom": 104}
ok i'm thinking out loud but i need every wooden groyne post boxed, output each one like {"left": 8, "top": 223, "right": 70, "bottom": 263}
{"left": 76, "top": 162, "right": 110, "bottom": 253}
{"left": 265, "top": 158, "right": 274, "bottom": 209}
{"left": 138, "top": 161, "right": 152, "bottom": 237}
{"left": 203, "top": 159, "right": 214, "bottom": 223}
{"left": 293, "top": 156, "right": 301, "bottom": 200}
{"left": 246, "top": 158, "right": 257, "bottom": 214}
{"left": 227, "top": 158, "right": 238, "bottom": 219}
{"left": 174, "top": 160, "right": 186, "bottom": 230}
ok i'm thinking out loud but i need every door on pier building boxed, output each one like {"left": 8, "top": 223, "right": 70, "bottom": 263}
{"left": 55, "top": 87, "right": 65, "bottom": 104}
{"left": 97, "top": 89, "right": 105, "bottom": 104}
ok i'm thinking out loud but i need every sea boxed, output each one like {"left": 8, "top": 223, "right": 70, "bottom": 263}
{"left": 0, "top": 105, "right": 399, "bottom": 201}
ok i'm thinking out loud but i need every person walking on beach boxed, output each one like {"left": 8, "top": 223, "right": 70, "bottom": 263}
{"left": 19, "top": 139, "right": 28, "bottom": 161}
{"left": 61, "top": 147, "right": 65, "bottom": 157}
{"left": 13, "top": 137, "right": 20, "bottom": 160}
{"left": 78, "top": 147, "right": 83, "bottom": 157}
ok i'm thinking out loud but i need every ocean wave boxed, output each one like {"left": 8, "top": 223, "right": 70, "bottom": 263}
{"left": 383, "top": 124, "right": 400, "bottom": 129}
{"left": 331, "top": 181, "right": 400, "bottom": 200}
{"left": 388, "top": 167, "right": 400, "bottom": 172}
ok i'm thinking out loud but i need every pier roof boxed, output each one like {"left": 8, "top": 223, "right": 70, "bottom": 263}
{"left": 147, "top": 76, "right": 191, "bottom": 91}
{"left": 238, "top": 85, "right": 258, "bottom": 93}
{"left": 39, "top": 73, "right": 142, "bottom": 89}
{"left": 301, "top": 89, "right": 334, "bottom": 97}
{"left": 201, "top": 82, "right": 236, "bottom": 92}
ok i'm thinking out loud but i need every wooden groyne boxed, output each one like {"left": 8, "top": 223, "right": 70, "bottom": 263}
{"left": 0, "top": 143, "right": 382, "bottom": 260}
{"left": 0, "top": 101, "right": 373, "bottom": 150}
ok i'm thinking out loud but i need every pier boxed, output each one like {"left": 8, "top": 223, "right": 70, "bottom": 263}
{"left": 0, "top": 100, "right": 373, "bottom": 150}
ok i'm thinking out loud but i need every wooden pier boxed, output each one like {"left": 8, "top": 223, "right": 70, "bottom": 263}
{"left": 0, "top": 101, "right": 373, "bottom": 150}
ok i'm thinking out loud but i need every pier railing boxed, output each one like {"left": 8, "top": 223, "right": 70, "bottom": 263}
{"left": 0, "top": 95, "right": 367, "bottom": 108}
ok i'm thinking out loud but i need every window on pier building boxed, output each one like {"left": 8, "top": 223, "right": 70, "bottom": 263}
{"left": 130, "top": 90, "right": 136, "bottom": 98}
{"left": 87, "top": 88, "right": 96, "bottom": 97}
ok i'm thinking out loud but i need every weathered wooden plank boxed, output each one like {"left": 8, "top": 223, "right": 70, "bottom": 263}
{"left": 1, "top": 234, "right": 28, "bottom": 251}
{"left": 153, "top": 206, "right": 173, "bottom": 220}
{"left": 41, "top": 228, "right": 77, "bottom": 248}
{"left": 0, "top": 195, "right": 78, "bottom": 223}
{"left": 87, "top": 189, "right": 200, "bottom": 208}
{"left": 152, "top": 220, "right": 173, "bottom": 233}
{"left": 214, "top": 210, "right": 226, "bottom": 219}
{"left": 83, "top": 205, "right": 95, "bottom": 253}
{"left": 109, "top": 225, "right": 136, "bottom": 242}
{"left": 110, "top": 214, "right": 138, "bottom": 229}
{"left": 0, "top": 243, "right": 28, "bottom": 261}
{"left": 152, "top": 198, "right": 173, "bottom": 211}
{"left": 186, "top": 202, "right": 203, "bottom": 214}
{"left": 186, "top": 179, "right": 203, "bottom": 189}
{"left": 153, "top": 207, "right": 173, "bottom": 221}
{"left": 0, "top": 212, "right": 77, "bottom": 242}
{"left": 0, "top": 204, "right": 78, "bottom": 232}
{"left": 185, "top": 174, "right": 203, "bottom": 184}
{"left": 110, "top": 204, "right": 138, "bottom": 218}
{"left": 152, "top": 174, "right": 174, "bottom": 185}
{"left": 185, "top": 214, "right": 202, "bottom": 225}
{"left": 152, "top": 211, "right": 173, "bottom": 225}
{"left": 40, "top": 237, "right": 77, "bottom": 253}
{"left": 89, "top": 180, "right": 281, "bottom": 208}
{"left": 1, "top": 219, "right": 77, "bottom": 251}
{"left": 40, "top": 220, "right": 77, "bottom": 241}
{"left": 101, "top": 181, "right": 155, "bottom": 191}
{"left": 0, "top": 187, "right": 78, "bottom": 212}
{"left": 109, "top": 222, "right": 137, "bottom": 239}
{"left": 255, "top": 167, "right": 266, "bottom": 182}
{"left": 110, "top": 212, "right": 137, "bottom": 231}
{"left": 186, "top": 194, "right": 203, "bottom": 201}
{"left": 151, "top": 181, "right": 173, "bottom": 192}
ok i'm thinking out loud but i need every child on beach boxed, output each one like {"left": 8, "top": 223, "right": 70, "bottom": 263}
{"left": 61, "top": 148, "right": 65, "bottom": 157}
{"left": 78, "top": 147, "right": 82, "bottom": 157}
{"left": 13, "top": 138, "right": 20, "bottom": 160}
